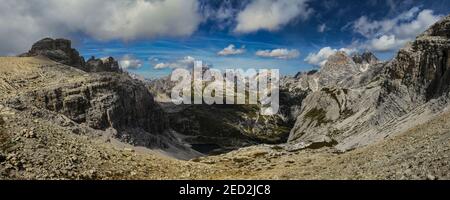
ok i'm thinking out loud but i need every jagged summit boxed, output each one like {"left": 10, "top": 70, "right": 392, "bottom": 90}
{"left": 388, "top": 14, "right": 450, "bottom": 100}
{"left": 85, "top": 56, "right": 122, "bottom": 73}
{"left": 287, "top": 14, "right": 450, "bottom": 153}
{"left": 318, "top": 51, "right": 361, "bottom": 87}
{"left": 324, "top": 51, "right": 355, "bottom": 66}
{"left": 352, "top": 51, "right": 379, "bottom": 65}
{"left": 20, "top": 37, "right": 122, "bottom": 73}
{"left": 20, "top": 38, "right": 85, "bottom": 67}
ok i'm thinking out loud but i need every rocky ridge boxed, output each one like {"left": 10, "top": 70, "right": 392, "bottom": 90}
{"left": 285, "top": 15, "right": 450, "bottom": 151}
{"left": 20, "top": 38, "right": 122, "bottom": 73}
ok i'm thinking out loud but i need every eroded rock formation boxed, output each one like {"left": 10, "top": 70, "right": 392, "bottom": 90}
{"left": 20, "top": 38, "right": 122, "bottom": 73}
{"left": 287, "top": 15, "right": 450, "bottom": 151}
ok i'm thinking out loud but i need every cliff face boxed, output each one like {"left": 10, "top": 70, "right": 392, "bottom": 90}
{"left": 85, "top": 56, "right": 122, "bottom": 73}
{"left": 287, "top": 15, "right": 450, "bottom": 151}
{"left": 24, "top": 74, "right": 168, "bottom": 143}
{"left": 16, "top": 38, "right": 169, "bottom": 146}
{"left": 20, "top": 38, "right": 122, "bottom": 73}
{"left": 286, "top": 54, "right": 385, "bottom": 150}
{"left": 352, "top": 51, "right": 379, "bottom": 65}
{"left": 386, "top": 15, "right": 450, "bottom": 101}
{"left": 20, "top": 38, "right": 85, "bottom": 68}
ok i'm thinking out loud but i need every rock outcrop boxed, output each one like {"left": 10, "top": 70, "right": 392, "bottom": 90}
{"left": 20, "top": 38, "right": 85, "bottom": 67}
{"left": 318, "top": 51, "right": 361, "bottom": 87}
{"left": 25, "top": 75, "right": 168, "bottom": 139}
{"left": 386, "top": 15, "right": 450, "bottom": 101}
{"left": 20, "top": 38, "right": 122, "bottom": 73}
{"left": 85, "top": 56, "right": 122, "bottom": 73}
{"left": 287, "top": 15, "right": 450, "bottom": 151}
{"left": 352, "top": 51, "right": 379, "bottom": 65}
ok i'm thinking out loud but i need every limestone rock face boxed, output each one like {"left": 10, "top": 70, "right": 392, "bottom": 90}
{"left": 386, "top": 15, "right": 450, "bottom": 101}
{"left": 281, "top": 51, "right": 379, "bottom": 95}
{"left": 319, "top": 51, "right": 360, "bottom": 87}
{"left": 352, "top": 51, "right": 379, "bottom": 65}
{"left": 24, "top": 74, "right": 168, "bottom": 146}
{"left": 85, "top": 56, "right": 122, "bottom": 73}
{"left": 287, "top": 15, "right": 450, "bottom": 151}
{"left": 21, "top": 38, "right": 122, "bottom": 73}
{"left": 21, "top": 38, "right": 85, "bottom": 67}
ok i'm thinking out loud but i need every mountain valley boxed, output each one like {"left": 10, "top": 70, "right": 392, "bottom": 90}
{"left": 1, "top": 15, "right": 450, "bottom": 180}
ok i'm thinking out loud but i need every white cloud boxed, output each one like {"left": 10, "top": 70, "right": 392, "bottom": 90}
{"left": 154, "top": 63, "right": 170, "bottom": 70}
{"left": 0, "top": 0, "right": 202, "bottom": 55}
{"left": 353, "top": 7, "right": 442, "bottom": 52}
{"left": 119, "top": 55, "right": 143, "bottom": 70}
{"left": 393, "top": 10, "right": 442, "bottom": 39}
{"left": 234, "top": 0, "right": 313, "bottom": 33}
{"left": 154, "top": 56, "right": 207, "bottom": 70}
{"left": 305, "top": 47, "right": 356, "bottom": 66}
{"left": 217, "top": 44, "right": 246, "bottom": 56}
{"left": 256, "top": 48, "right": 300, "bottom": 59}
{"left": 318, "top": 24, "right": 327, "bottom": 33}
{"left": 367, "top": 35, "right": 409, "bottom": 52}
{"left": 353, "top": 7, "right": 420, "bottom": 38}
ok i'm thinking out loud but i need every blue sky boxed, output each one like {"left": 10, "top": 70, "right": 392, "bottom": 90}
{"left": 1, "top": 0, "right": 450, "bottom": 78}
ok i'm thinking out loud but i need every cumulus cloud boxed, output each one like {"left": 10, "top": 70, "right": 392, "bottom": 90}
{"left": 353, "top": 7, "right": 442, "bottom": 52}
{"left": 256, "top": 48, "right": 300, "bottom": 59}
{"left": 119, "top": 55, "right": 143, "bottom": 70}
{"left": 0, "top": 0, "right": 202, "bottom": 55}
{"left": 217, "top": 44, "right": 246, "bottom": 56}
{"left": 234, "top": 0, "right": 313, "bottom": 33}
{"left": 353, "top": 7, "right": 420, "bottom": 38}
{"left": 367, "top": 35, "right": 409, "bottom": 52}
{"left": 305, "top": 47, "right": 356, "bottom": 66}
{"left": 154, "top": 56, "right": 208, "bottom": 70}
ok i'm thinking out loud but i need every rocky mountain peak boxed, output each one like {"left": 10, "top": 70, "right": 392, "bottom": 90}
{"left": 352, "top": 51, "right": 379, "bottom": 65}
{"left": 21, "top": 38, "right": 85, "bottom": 67}
{"left": 85, "top": 56, "right": 122, "bottom": 73}
{"left": 287, "top": 16, "right": 450, "bottom": 152}
{"left": 324, "top": 51, "right": 354, "bottom": 67}
{"left": 20, "top": 38, "right": 122, "bottom": 73}
{"left": 387, "top": 14, "right": 450, "bottom": 100}
{"left": 318, "top": 51, "right": 360, "bottom": 87}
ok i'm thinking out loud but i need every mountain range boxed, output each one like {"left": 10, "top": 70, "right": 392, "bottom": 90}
{"left": 0, "top": 15, "right": 449, "bottom": 180}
